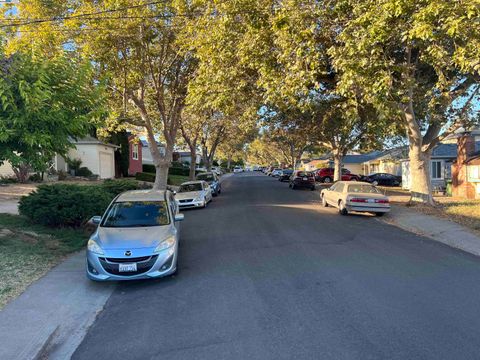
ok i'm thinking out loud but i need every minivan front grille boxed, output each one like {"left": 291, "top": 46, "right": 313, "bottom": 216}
{"left": 99, "top": 255, "right": 158, "bottom": 276}
{"left": 105, "top": 256, "right": 151, "bottom": 263}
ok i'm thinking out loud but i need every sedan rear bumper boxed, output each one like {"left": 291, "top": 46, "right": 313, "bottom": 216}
{"left": 346, "top": 205, "right": 390, "bottom": 213}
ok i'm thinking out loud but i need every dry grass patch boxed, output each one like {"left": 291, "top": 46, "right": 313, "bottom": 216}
{"left": 0, "top": 214, "right": 87, "bottom": 309}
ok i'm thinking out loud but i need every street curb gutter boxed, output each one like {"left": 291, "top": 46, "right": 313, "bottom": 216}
{"left": 380, "top": 205, "right": 480, "bottom": 257}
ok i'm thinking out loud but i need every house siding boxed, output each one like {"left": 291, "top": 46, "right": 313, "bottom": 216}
{"left": 68, "top": 144, "right": 116, "bottom": 179}
{"left": 0, "top": 162, "right": 14, "bottom": 178}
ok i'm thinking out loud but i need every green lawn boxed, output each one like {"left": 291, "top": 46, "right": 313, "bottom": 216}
{"left": 0, "top": 214, "right": 87, "bottom": 309}
{"left": 168, "top": 174, "right": 190, "bottom": 186}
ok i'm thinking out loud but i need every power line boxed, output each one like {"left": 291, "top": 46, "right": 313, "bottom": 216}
{"left": 0, "top": 0, "right": 175, "bottom": 28}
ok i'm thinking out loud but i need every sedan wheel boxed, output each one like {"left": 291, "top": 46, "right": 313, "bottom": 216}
{"left": 338, "top": 201, "right": 348, "bottom": 216}
{"left": 372, "top": 180, "right": 379, "bottom": 186}
{"left": 323, "top": 177, "right": 332, "bottom": 184}
{"left": 321, "top": 195, "right": 328, "bottom": 207}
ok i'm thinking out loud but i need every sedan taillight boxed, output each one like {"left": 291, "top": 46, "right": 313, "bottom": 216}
{"left": 350, "top": 198, "right": 367, "bottom": 203}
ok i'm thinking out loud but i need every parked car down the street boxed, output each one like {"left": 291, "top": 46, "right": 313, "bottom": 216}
{"left": 196, "top": 172, "right": 222, "bottom": 196}
{"left": 175, "top": 180, "right": 213, "bottom": 209}
{"left": 233, "top": 166, "right": 243, "bottom": 173}
{"left": 361, "top": 173, "right": 401, "bottom": 186}
{"left": 271, "top": 169, "right": 283, "bottom": 177}
{"left": 278, "top": 169, "right": 294, "bottom": 182}
{"left": 320, "top": 181, "right": 390, "bottom": 216}
{"left": 86, "top": 190, "right": 183, "bottom": 281}
{"left": 314, "top": 168, "right": 360, "bottom": 183}
{"left": 289, "top": 171, "right": 316, "bottom": 190}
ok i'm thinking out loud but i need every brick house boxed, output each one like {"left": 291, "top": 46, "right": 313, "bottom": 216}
{"left": 452, "top": 133, "right": 480, "bottom": 199}
{"left": 128, "top": 136, "right": 143, "bottom": 176}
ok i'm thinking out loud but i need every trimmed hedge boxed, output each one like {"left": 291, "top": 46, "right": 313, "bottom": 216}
{"left": 18, "top": 180, "right": 147, "bottom": 227}
{"left": 136, "top": 172, "right": 156, "bottom": 182}
{"left": 19, "top": 184, "right": 113, "bottom": 227}
{"left": 142, "top": 164, "right": 190, "bottom": 177}
{"left": 101, "top": 179, "right": 143, "bottom": 195}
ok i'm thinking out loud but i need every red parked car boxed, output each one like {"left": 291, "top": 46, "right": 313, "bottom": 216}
{"left": 314, "top": 168, "right": 360, "bottom": 183}
{"left": 289, "top": 171, "right": 316, "bottom": 190}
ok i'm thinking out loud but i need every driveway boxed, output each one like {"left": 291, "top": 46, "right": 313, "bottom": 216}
{"left": 73, "top": 172, "right": 480, "bottom": 360}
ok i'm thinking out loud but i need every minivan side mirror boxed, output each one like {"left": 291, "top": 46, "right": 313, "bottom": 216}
{"left": 174, "top": 214, "right": 185, "bottom": 222}
{"left": 89, "top": 216, "right": 102, "bottom": 225}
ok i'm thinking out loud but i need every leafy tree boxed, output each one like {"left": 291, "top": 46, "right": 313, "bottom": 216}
{"left": 4, "top": 0, "right": 197, "bottom": 190}
{"left": 328, "top": 0, "right": 480, "bottom": 204}
{"left": 0, "top": 51, "right": 103, "bottom": 182}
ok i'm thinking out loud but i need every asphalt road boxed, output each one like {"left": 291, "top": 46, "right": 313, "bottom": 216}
{"left": 73, "top": 172, "right": 480, "bottom": 360}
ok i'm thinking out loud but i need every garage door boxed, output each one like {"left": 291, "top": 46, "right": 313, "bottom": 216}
{"left": 99, "top": 152, "right": 114, "bottom": 179}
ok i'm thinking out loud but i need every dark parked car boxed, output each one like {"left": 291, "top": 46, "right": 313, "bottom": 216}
{"left": 361, "top": 173, "right": 401, "bottom": 186}
{"left": 196, "top": 172, "right": 222, "bottom": 195}
{"left": 314, "top": 168, "right": 360, "bottom": 183}
{"left": 289, "top": 171, "right": 316, "bottom": 190}
{"left": 279, "top": 169, "right": 294, "bottom": 182}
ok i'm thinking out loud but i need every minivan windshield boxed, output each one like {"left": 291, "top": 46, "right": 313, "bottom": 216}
{"left": 102, "top": 201, "right": 169, "bottom": 228}
{"left": 179, "top": 183, "right": 203, "bottom": 192}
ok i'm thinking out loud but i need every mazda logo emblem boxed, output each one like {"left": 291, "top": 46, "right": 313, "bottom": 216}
{"left": 124, "top": 250, "right": 132, "bottom": 256}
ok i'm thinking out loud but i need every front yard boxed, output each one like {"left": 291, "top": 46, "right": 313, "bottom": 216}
{"left": 0, "top": 214, "right": 87, "bottom": 309}
{"left": 381, "top": 187, "right": 480, "bottom": 236}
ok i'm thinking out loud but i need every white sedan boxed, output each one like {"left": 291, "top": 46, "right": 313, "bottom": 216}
{"left": 320, "top": 181, "right": 390, "bottom": 216}
{"left": 175, "top": 181, "right": 213, "bottom": 209}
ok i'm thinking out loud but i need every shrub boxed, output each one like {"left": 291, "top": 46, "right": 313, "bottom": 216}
{"left": 142, "top": 164, "right": 190, "bottom": 177}
{"left": 28, "top": 173, "right": 43, "bottom": 183}
{"left": 19, "top": 184, "right": 112, "bottom": 227}
{"left": 102, "top": 179, "right": 142, "bottom": 195}
{"left": 57, "top": 170, "right": 67, "bottom": 180}
{"left": 136, "top": 172, "right": 156, "bottom": 182}
{"left": 66, "top": 158, "right": 82, "bottom": 174}
{"left": 76, "top": 167, "right": 93, "bottom": 177}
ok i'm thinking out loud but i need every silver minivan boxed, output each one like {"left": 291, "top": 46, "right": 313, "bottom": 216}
{"left": 86, "top": 190, "right": 184, "bottom": 281}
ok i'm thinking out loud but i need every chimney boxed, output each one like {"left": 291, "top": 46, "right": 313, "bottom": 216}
{"left": 457, "top": 132, "right": 476, "bottom": 165}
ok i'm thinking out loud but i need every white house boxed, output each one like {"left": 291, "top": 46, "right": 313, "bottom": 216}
{"left": 55, "top": 136, "right": 119, "bottom": 179}
{"left": 140, "top": 139, "right": 166, "bottom": 165}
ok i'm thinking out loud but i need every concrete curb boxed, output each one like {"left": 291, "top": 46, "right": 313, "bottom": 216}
{"left": 0, "top": 252, "right": 115, "bottom": 360}
{"left": 381, "top": 205, "right": 480, "bottom": 257}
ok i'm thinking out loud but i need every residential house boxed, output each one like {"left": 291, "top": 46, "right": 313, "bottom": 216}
{"left": 401, "top": 143, "right": 459, "bottom": 191}
{"left": 452, "top": 132, "right": 480, "bottom": 199}
{"left": 128, "top": 136, "right": 143, "bottom": 176}
{"left": 55, "top": 136, "right": 119, "bottom": 179}
{"left": 140, "top": 139, "right": 166, "bottom": 166}
{"left": 361, "top": 148, "right": 407, "bottom": 176}
{"left": 1, "top": 136, "right": 118, "bottom": 180}
{"left": 173, "top": 151, "right": 201, "bottom": 165}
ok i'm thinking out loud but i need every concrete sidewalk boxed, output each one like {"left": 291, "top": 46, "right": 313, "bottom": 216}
{"left": 0, "top": 252, "right": 115, "bottom": 360}
{"left": 0, "top": 200, "right": 19, "bottom": 214}
{"left": 383, "top": 205, "right": 480, "bottom": 257}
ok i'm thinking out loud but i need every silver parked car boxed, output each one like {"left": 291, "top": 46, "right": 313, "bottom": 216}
{"left": 175, "top": 180, "right": 213, "bottom": 209}
{"left": 320, "top": 181, "right": 390, "bottom": 216}
{"left": 86, "top": 190, "right": 184, "bottom": 281}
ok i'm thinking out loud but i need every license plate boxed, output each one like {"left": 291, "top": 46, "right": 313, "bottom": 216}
{"left": 303, "top": 177, "right": 308, "bottom": 181}
{"left": 367, "top": 199, "right": 375, "bottom": 203}
{"left": 119, "top": 263, "right": 137, "bottom": 272}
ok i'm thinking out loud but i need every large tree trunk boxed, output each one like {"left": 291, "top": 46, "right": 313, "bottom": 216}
{"left": 189, "top": 147, "right": 197, "bottom": 180}
{"left": 408, "top": 144, "right": 434, "bottom": 205}
{"left": 333, "top": 151, "right": 342, "bottom": 182}
{"left": 227, "top": 154, "right": 231, "bottom": 169}
{"left": 403, "top": 92, "right": 436, "bottom": 205}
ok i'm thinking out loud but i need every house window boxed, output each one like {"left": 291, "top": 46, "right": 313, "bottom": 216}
{"left": 468, "top": 165, "right": 480, "bottom": 182}
{"left": 431, "top": 160, "right": 443, "bottom": 180}
{"left": 132, "top": 144, "right": 139, "bottom": 160}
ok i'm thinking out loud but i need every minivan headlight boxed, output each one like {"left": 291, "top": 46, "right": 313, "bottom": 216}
{"left": 154, "top": 236, "right": 176, "bottom": 253}
{"left": 87, "top": 239, "right": 104, "bottom": 255}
